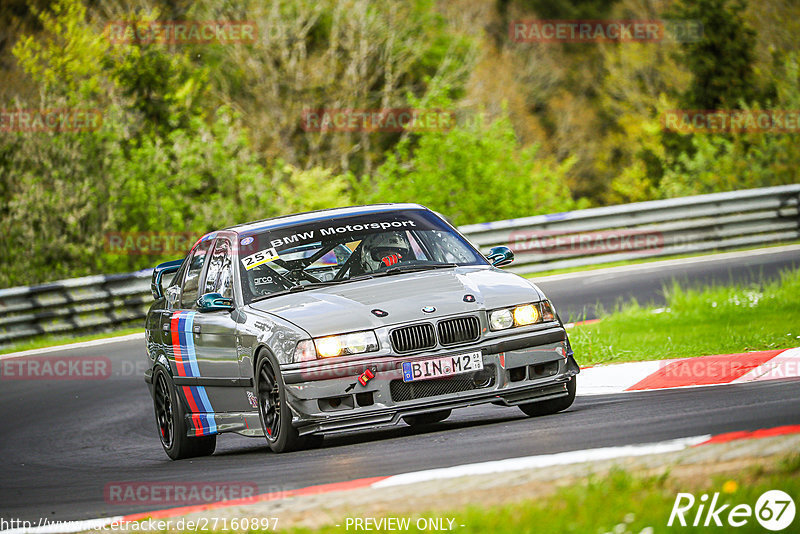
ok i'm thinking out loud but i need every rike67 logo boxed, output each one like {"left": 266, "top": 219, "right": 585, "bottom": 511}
{"left": 669, "top": 490, "right": 795, "bottom": 531}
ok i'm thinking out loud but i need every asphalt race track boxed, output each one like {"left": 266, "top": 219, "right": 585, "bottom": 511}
{"left": 1, "top": 247, "right": 799, "bottom": 523}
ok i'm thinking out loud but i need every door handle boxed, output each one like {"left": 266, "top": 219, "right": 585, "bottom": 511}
{"left": 193, "top": 325, "right": 201, "bottom": 334}
{"left": 162, "top": 324, "right": 169, "bottom": 331}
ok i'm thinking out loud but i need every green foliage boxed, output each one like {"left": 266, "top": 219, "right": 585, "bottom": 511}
{"left": 189, "top": 0, "right": 477, "bottom": 176}
{"left": 274, "top": 163, "right": 352, "bottom": 215}
{"left": 669, "top": 0, "right": 758, "bottom": 109}
{"left": 11, "top": 0, "right": 111, "bottom": 100}
{"left": 1, "top": 121, "right": 122, "bottom": 284}
{"left": 358, "top": 91, "right": 583, "bottom": 225}
{"left": 2, "top": 0, "right": 800, "bottom": 287}
{"left": 658, "top": 52, "right": 800, "bottom": 198}
{"left": 516, "top": 0, "right": 617, "bottom": 22}
{"left": 0, "top": 0, "right": 273, "bottom": 286}
{"left": 658, "top": 129, "right": 800, "bottom": 198}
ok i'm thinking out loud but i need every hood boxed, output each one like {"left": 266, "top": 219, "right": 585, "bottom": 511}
{"left": 247, "top": 266, "right": 545, "bottom": 337}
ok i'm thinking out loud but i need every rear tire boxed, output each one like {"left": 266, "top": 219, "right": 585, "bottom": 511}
{"left": 518, "top": 376, "right": 576, "bottom": 417}
{"left": 256, "top": 353, "right": 304, "bottom": 453}
{"left": 403, "top": 409, "right": 452, "bottom": 427}
{"left": 153, "top": 368, "right": 217, "bottom": 460}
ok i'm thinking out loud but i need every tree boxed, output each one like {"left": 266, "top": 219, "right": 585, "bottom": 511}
{"left": 0, "top": 0, "right": 274, "bottom": 285}
{"left": 669, "top": 0, "right": 758, "bottom": 110}
{"left": 358, "top": 90, "right": 583, "bottom": 225}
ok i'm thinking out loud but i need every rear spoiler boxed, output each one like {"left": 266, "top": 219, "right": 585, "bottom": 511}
{"left": 151, "top": 259, "right": 183, "bottom": 300}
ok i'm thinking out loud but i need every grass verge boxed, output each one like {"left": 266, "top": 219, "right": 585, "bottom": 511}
{"left": 0, "top": 325, "right": 143, "bottom": 355}
{"left": 244, "top": 453, "right": 800, "bottom": 533}
{"left": 569, "top": 268, "right": 800, "bottom": 365}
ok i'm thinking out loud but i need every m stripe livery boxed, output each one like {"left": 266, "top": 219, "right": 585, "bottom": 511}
{"left": 170, "top": 311, "right": 217, "bottom": 436}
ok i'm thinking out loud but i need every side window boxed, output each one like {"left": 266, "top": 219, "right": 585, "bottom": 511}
{"left": 181, "top": 239, "right": 213, "bottom": 308}
{"left": 203, "top": 238, "right": 233, "bottom": 299}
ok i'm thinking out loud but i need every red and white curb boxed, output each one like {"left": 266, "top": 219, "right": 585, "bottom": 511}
{"left": 5, "top": 425, "right": 800, "bottom": 534}
{"left": 577, "top": 347, "right": 800, "bottom": 396}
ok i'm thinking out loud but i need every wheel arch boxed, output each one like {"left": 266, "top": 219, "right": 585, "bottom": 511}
{"left": 154, "top": 353, "right": 173, "bottom": 377}
{"left": 252, "top": 344, "right": 279, "bottom": 377}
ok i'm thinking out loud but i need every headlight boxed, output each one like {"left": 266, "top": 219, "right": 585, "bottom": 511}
{"left": 293, "top": 340, "right": 316, "bottom": 362}
{"left": 313, "top": 330, "right": 379, "bottom": 358}
{"left": 489, "top": 301, "right": 555, "bottom": 331}
{"left": 489, "top": 308, "right": 513, "bottom": 330}
{"left": 513, "top": 304, "right": 539, "bottom": 326}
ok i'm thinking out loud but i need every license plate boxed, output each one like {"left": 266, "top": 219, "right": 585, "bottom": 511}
{"left": 402, "top": 350, "right": 483, "bottom": 382}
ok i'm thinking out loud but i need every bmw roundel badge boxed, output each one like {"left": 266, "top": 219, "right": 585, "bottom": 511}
{"left": 422, "top": 306, "right": 436, "bottom": 313}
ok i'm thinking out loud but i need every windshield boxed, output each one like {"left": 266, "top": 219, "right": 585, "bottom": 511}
{"left": 237, "top": 209, "right": 487, "bottom": 302}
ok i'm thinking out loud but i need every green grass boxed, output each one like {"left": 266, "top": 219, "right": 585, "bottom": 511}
{"left": 525, "top": 240, "right": 800, "bottom": 279}
{"left": 219, "top": 453, "right": 800, "bottom": 533}
{"left": 0, "top": 325, "right": 143, "bottom": 355}
{"left": 570, "top": 268, "right": 800, "bottom": 365}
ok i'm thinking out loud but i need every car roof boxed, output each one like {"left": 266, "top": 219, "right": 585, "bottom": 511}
{"left": 226, "top": 203, "right": 429, "bottom": 236}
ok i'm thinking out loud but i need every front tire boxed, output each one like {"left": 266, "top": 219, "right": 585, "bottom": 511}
{"left": 153, "top": 368, "right": 216, "bottom": 460}
{"left": 403, "top": 409, "right": 451, "bottom": 427}
{"left": 518, "top": 375, "right": 576, "bottom": 417}
{"left": 255, "top": 353, "right": 304, "bottom": 453}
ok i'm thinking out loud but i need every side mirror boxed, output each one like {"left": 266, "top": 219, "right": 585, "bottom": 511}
{"left": 197, "top": 292, "right": 234, "bottom": 313}
{"left": 151, "top": 259, "right": 183, "bottom": 300}
{"left": 487, "top": 246, "right": 514, "bottom": 267}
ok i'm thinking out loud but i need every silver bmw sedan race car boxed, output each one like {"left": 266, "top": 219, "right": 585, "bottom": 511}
{"left": 144, "top": 204, "right": 579, "bottom": 459}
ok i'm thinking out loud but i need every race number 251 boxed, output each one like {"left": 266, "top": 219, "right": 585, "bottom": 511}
{"left": 241, "top": 247, "right": 279, "bottom": 270}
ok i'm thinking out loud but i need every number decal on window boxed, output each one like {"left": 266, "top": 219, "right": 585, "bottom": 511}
{"left": 241, "top": 247, "right": 279, "bottom": 270}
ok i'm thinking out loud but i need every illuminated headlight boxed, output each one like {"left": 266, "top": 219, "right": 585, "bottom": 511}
{"left": 513, "top": 304, "right": 539, "bottom": 326}
{"left": 489, "top": 301, "right": 555, "bottom": 331}
{"left": 313, "top": 330, "right": 379, "bottom": 358}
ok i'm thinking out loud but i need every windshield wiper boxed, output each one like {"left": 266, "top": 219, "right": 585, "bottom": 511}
{"left": 252, "top": 282, "right": 324, "bottom": 302}
{"left": 344, "top": 274, "right": 375, "bottom": 282}
{"left": 379, "top": 263, "right": 458, "bottom": 276}
{"left": 252, "top": 278, "right": 371, "bottom": 302}
{"left": 251, "top": 267, "right": 449, "bottom": 303}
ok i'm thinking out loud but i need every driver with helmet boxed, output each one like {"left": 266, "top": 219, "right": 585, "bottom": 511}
{"left": 361, "top": 231, "right": 412, "bottom": 272}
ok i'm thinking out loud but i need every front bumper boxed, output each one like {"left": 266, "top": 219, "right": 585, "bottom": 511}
{"left": 281, "top": 325, "right": 579, "bottom": 435}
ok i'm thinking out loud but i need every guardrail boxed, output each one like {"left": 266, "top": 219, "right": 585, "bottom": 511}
{"left": 1, "top": 185, "right": 799, "bottom": 347}
{"left": 460, "top": 184, "right": 800, "bottom": 274}
{"left": 0, "top": 271, "right": 153, "bottom": 347}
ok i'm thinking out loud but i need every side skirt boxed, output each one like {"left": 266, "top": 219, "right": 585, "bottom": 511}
{"left": 184, "top": 411, "right": 263, "bottom": 438}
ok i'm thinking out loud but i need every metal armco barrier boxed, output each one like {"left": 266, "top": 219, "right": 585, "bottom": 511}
{"left": 1, "top": 185, "right": 799, "bottom": 347}
{"left": 0, "top": 271, "right": 153, "bottom": 347}
{"left": 460, "top": 184, "right": 800, "bottom": 275}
